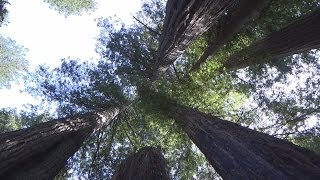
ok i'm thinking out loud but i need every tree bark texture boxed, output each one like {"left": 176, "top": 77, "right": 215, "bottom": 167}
{"left": 190, "top": 0, "right": 271, "bottom": 72}
{"left": 223, "top": 8, "right": 320, "bottom": 71}
{"left": 152, "top": 0, "right": 234, "bottom": 79}
{"left": 171, "top": 104, "right": 320, "bottom": 179}
{"left": 0, "top": 107, "right": 119, "bottom": 180}
{"left": 112, "top": 146, "right": 170, "bottom": 180}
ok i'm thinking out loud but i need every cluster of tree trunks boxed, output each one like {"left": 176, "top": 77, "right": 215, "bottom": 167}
{"left": 223, "top": 8, "right": 320, "bottom": 71}
{"left": 0, "top": 108, "right": 119, "bottom": 179}
{"left": 152, "top": 0, "right": 234, "bottom": 79}
{"left": 1, "top": 1, "right": 320, "bottom": 179}
{"left": 190, "top": 0, "right": 271, "bottom": 72}
{"left": 112, "top": 146, "right": 170, "bottom": 180}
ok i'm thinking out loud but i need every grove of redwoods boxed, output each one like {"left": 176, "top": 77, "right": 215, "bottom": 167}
{"left": 0, "top": 0, "right": 320, "bottom": 179}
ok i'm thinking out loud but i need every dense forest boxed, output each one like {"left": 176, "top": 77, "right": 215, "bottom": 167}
{"left": 0, "top": 0, "right": 320, "bottom": 179}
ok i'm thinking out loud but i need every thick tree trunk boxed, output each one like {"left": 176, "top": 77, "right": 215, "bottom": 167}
{"left": 223, "top": 8, "right": 320, "bottom": 71}
{"left": 190, "top": 0, "right": 271, "bottom": 72}
{"left": 152, "top": 0, "right": 234, "bottom": 79}
{"left": 171, "top": 104, "right": 320, "bottom": 179}
{"left": 0, "top": 107, "right": 119, "bottom": 179}
{"left": 112, "top": 146, "right": 170, "bottom": 180}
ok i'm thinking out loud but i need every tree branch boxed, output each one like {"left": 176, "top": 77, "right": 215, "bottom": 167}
{"left": 131, "top": 14, "right": 160, "bottom": 37}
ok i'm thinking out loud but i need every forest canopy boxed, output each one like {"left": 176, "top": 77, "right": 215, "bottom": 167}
{"left": 0, "top": 0, "right": 320, "bottom": 179}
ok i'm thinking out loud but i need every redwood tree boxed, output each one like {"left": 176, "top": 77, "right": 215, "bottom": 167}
{"left": 172, "top": 104, "right": 320, "bottom": 179}
{"left": 223, "top": 8, "right": 320, "bottom": 71}
{"left": 112, "top": 146, "right": 170, "bottom": 180}
{"left": 152, "top": 0, "right": 233, "bottom": 79}
{"left": 139, "top": 89, "right": 320, "bottom": 179}
{"left": 0, "top": 107, "right": 119, "bottom": 179}
{"left": 190, "top": 0, "right": 271, "bottom": 72}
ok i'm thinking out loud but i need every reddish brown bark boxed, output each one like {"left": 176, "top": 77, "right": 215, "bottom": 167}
{"left": 223, "top": 8, "right": 320, "bottom": 71}
{"left": 152, "top": 0, "right": 234, "bottom": 79}
{"left": 172, "top": 104, "right": 320, "bottom": 179}
{"left": 112, "top": 146, "right": 170, "bottom": 180}
{"left": 138, "top": 88, "right": 320, "bottom": 179}
{"left": 0, "top": 107, "right": 119, "bottom": 179}
{"left": 190, "top": 0, "right": 271, "bottom": 72}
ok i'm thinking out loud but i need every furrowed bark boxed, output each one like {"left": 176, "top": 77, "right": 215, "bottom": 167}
{"left": 138, "top": 88, "right": 320, "bottom": 179}
{"left": 0, "top": 107, "right": 119, "bottom": 179}
{"left": 190, "top": 0, "right": 271, "bottom": 72}
{"left": 224, "top": 8, "right": 320, "bottom": 71}
{"left": 171, "top": 104, "right": 320, "bottom": 179}
{"left": 152, "top": 0, "right": 234, "bottom": 79}
{"left": 112, "top": 146, "right": 170, "bottom": 180}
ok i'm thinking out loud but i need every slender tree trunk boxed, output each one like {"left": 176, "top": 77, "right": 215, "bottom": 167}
{"left": 0, "top": 107, "right": 119, "bottom": 179}
{"left": 112, "top": 146, "right": 170, "bottom": 180}
{"left": 171, "top": 104, "right": 320, "bottom": 179}
{"left": 152, "top": 0, "right": 234, "bottom": 79}
{"left": 223, "top": 8, "right": 320, "bottom": 71}
{"left": 190, "top": 0, "right": 271, "bottom": 72}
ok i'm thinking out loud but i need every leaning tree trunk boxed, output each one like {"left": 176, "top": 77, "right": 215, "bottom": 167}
{"left": 152, "top": 0, "right": 234, "bottom": 79}
{"left": 138, "top": 87, "right": 320, "bottom": 179}
{"left": 171, "top": 104, "right": 320, "bottom": 179}
{"left": 223, "top": 8, "right": 320, "bottom": 71}
{"left": 112, "top": 146, "right": 170, "bottom": 180}
{"left": 190, "top": 0, "right": 270, "bottom": 72}
{"left": 0, "top": 107, "right": 119, "bottom": 179}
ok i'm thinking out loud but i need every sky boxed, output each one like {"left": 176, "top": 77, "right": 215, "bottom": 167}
{"left": 0, "top": 0, "right": 142, "bottom": 110}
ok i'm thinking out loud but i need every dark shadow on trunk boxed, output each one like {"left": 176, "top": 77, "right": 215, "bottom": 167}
{"left": 152, "top": 0, "right": 234, "bottom": 79}
{"left": 112, "top": 146, "right": 170, "bottom": 180}
{"left": 223, "top": 8, "right": 320, "bottom": 71}
{"left": 0, "top": 107, "right": 119, "bottom": 179}
{"left": 190, "top": 0, "right": 271, "bottom": 72}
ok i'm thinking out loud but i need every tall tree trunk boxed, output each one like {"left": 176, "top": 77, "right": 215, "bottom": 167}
{"left": 171, "top": 104, "right": 320, "bottom": 179}
{"left": 223, "top": 8, "right": 320, "bottom": 71}
{"left": 0, "top": 107, "right": 119, "bottom": 179}
{"left": 190, "top": 0, "right": 271, "bottom": 72}
{"left": 152, "top": 0, "right": 234, "bottom": 79}
{"left": 138, "top": 89, "right": 320, "bottom": 179}
{"left": 112, "top": 146, "right": 170, "bottom": 180}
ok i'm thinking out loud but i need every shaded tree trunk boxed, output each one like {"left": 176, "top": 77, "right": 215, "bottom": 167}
{"left": 152, "top": 0, "right": 234, "bottom": 79}
{"left": 190, "top": 0, "right": 271, "bottom": 72}
{"left": 0, "top": 107, "right": 119, "bottom": 179}
{"left": 112, "top": 146, "right": 170, "bottom": 180}
{"left": 223, "top": 8, "right": 320, "bottom": 71}
{"left": 138, "top": 88, "right": 320, "bottom": 179}
{"left": 171, "top": 104, "right": 320, "bottom": 179}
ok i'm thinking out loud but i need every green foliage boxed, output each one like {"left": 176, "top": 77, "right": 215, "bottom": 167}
{"left": 0, "top": 106, "right": 49, "bottom": 134}
{"left": 294, "top": 132, "right": 320, "bottom": 154}
{"left": 0, "top": 35, "right": 28, "bottom": 88}
{"left": 43, "top": 0, "right": 96, "bottom": 16}
{"left": 0, "top": 109, "right": 21, "bottom": 133}
{"left": 27, "top": 59, "right": 128, "bottom": 117}
{"left": 22, "top": 0, "right": 320, "bottom": 179}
